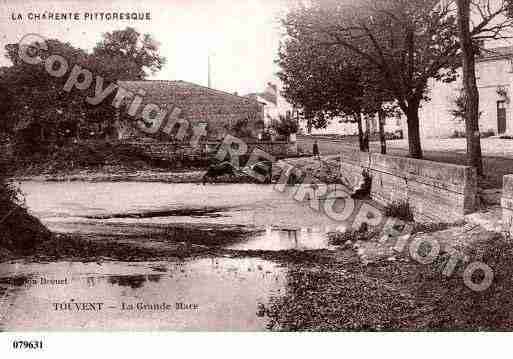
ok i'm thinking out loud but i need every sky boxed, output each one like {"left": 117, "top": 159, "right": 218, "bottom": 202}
{"left": 0, "top": 0, "right": 292, "bottom": 95}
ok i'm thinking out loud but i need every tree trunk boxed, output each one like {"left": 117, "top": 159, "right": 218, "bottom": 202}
{"left": 354, "top": 112, "right": 365, "bottom": 151}
{"left": 378, "top": 108, "right": 387, "bottom": 154}
{"left": 457, "top": 0, "right": 483, "bottom": 176}
{"left": 406, "top": 102, "right": 423, "bottom": 159}
{"left": 364, "top": 114, "right": 370, "bottom": 152}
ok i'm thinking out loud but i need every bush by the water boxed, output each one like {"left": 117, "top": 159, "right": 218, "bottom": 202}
{"left": 384, "top": 200, "right": 414, "bottom": 222}
{"left": 328, "top": 223, "right": 375, "bottom": 246}
{"left": 0, "top": 168, "right": 51, "bottom": 259}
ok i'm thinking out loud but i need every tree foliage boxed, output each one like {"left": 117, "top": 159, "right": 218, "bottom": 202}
{"left": 2, "top": 39, "right": 90, "bottom": 135}
{"left": 0, "top": 27, "right": 165, "bottom": 143}
{"left": 279, "top": 0, "right": 512, "bottom": 158}
{"left": 273, "top": 113, "right": 299, "bottom": 137}
{"left": 92, "top": 27, "right": 166, "bottom": 81}
{"left": 450, "top": 88, "right": 483, "bottom": 123}
{"left": 278, "top": 37, "right": 365, "bottom": 130}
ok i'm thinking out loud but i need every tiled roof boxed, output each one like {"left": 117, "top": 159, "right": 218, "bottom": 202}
{"left": 118, "top": 80, "right": 260, "bottom": 107}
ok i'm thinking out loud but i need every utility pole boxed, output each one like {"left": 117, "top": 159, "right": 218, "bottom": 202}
{"left": 208, "top": 50, "right": 212, "bottom": 88}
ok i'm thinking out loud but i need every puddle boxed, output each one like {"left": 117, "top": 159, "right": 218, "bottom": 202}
{"left": 0, "top": 258, "right": 287, "bottom": 331}
{"left": 227, "top": 226, "right": 332, "bottom": 251}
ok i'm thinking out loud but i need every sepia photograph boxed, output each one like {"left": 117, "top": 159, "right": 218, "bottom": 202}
{"left": 1, "top": 0, "right": 513, "bottom": 350}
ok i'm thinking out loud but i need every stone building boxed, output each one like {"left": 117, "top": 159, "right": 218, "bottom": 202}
{"left": 415, "top": 45, "right": 513, "bottom": 138}
{"left": 245, "top": 83, "right": 294, "bottom": 126}
{"left": 115, "top": 80, "right": 265, "bottom": 140}
{"left": 307, "top": 46, "right": 513, "bottom": 139}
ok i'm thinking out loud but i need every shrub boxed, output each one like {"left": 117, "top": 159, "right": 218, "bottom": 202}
{"left": 384, "top": 200, "right": 414, "bottom": 222}
{"left": 450, "top": 89, "right": 483, "bottom": 125}
{"left": 327, "top": 223, "right": 375, "bottom": 245}
{"left": 0, "top": 166, "right": 21, "bottom": 214}
{"left": 328, "top": 230, "right": 364, "bottom": 245}
{"left": 229, "top": 118, "right": 254, "bottom": 138}
{"left": 273, "top": 114, "right": 299, "bottom": 137}
{"left": 1, "top": 157, "right": 54, "bottom": 247}
{"left": 0, "top": 168, "right": 51, "bottom": 257}
{"left": 450, "top": 130, "right": 466, "bottom": 138}
{"left": 480, "top": 129, "right": 495, "bottom": 138}
{"left": 449, "top": 129, "right": 495, "bottom": 139}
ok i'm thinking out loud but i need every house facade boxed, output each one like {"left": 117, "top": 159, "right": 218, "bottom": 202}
{"left": 415, "top": 46, "right": 513, "bottom": 138}
{"left": 301, "top": 46, "right": 513, "bottom": 139}
{"left": 116, "top": 80, "right": 265, "bottom": 140}
{"left": 245, "top": 83, "right": 294, "bottom": 126}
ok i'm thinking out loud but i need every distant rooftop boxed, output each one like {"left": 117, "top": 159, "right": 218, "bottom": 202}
{"left": 118, "top": 80, "right": 262, "bottom": 106}
{"left": 245, "top": 92, "right": 277, "bottom": 105}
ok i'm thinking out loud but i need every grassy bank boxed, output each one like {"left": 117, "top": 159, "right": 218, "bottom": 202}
{"left": 7, "top": 140, "right": 286, "bottom": 184}
{"left": 264, "top": 231, "right": 513, "bottom": 331}
{"left": 6, "top": 140, "right": 210, "bottom": 177}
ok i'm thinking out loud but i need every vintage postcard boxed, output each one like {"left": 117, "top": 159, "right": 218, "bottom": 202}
{"left": 0, "top": 0, "right": 513, "bottom": 342}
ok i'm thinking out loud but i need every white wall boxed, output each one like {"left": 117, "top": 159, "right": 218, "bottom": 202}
{"left": 415, "top": 56, "right": 513, "bottom": 138}
{"left": 299, "top": 114, "right": 402, "bottom": 136}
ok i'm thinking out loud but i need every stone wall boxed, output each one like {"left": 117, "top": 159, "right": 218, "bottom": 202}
{"left": 501, "top": 175, "right": 513, "bottom": 232}
{"left": 125, "top": 139, "right": 298, "bottom": 163}
{"left": 246, "top": 141, "right": 298, "bottom": 158}
{"left": 339, "top": 146, "right": 478, "bottom": 222}
{"left": 124, "top": 141, "right": 182, "bottom": 161}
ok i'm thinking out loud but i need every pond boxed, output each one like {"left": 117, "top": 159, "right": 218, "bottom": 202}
{"left": 0, "top": 258, "right": 286, "bottom": 331}
{"left": 18, "top": 181, "right": 348, "bottom": 250}
{"left": 18, "top": 181, "right": 349, "bottom": 230}
{"left": 0, "top": 181, "right": 351, "bottom": 330}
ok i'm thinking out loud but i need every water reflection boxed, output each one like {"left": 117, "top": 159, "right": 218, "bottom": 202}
{"left": 227, "top": 226, "right": 333, "bottom": 251}
{"left": 108, "top": 274, "right": 163, "bottom": 290}
{"left": 0, "top": 257, "right": 287, "bottom": 331}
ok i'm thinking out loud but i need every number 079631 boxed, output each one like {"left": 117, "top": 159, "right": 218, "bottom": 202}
{"left": 12, "top": 340, "right": 43, "bottom": 350}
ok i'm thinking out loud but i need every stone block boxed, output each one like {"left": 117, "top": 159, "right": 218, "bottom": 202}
{"left": 503, "top": 175, "right": 513, "bottom": 198}
{"left": 337, "top": 148, "right": 477, "bottom": 222}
